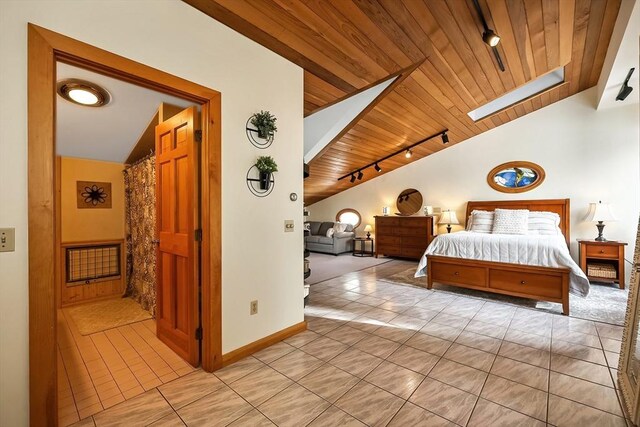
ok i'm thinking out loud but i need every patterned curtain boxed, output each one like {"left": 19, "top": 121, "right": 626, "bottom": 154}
{"left": 124, "top": 155, "right": 157, "bottom": 315}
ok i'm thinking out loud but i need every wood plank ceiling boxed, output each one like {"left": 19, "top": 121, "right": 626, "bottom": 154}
{"left": 184, "top": 0, "right": 621, "bottom": 205}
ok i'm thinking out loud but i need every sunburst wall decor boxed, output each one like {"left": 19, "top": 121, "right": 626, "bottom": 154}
{"left": 77, "top": 181, "right": 112, "bottom": 209}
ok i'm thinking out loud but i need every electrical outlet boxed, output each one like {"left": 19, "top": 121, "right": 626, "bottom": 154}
{"left": 284, "top": 220, "right": 294, "bottom": 232}
{"left": 0, "top": 228, "right": 15, "bottom": 252}
{"left": 250, "top": 300, "right": 258, "bottom": 315}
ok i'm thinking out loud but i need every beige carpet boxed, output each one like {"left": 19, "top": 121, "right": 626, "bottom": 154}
{"left": 306, "top": 252, "right": 392, "bottom": 285}
{"left": 64, "top": 297, "right": 152, "bottom": 335}
{"left": 382, "top": 267, "right": 629, "bottom": 325}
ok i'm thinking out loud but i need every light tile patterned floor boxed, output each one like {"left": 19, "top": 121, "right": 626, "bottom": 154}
{"left": 71, "top": 260, "right": 630, "bottom": 426}
{"left": 58, "top": 308, "right": 196, "bottom": 426}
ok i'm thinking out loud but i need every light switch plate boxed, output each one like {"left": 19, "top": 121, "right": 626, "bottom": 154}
{"left": 0, "top": 228, "right": 15, "bottom": 252}
{"left": 284, "top": 220, "right": 294, "bottom": 232}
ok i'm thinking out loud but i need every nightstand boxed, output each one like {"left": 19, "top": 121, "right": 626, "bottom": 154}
{"left": 578, "top": 240, "right": 627, "bottom": 289}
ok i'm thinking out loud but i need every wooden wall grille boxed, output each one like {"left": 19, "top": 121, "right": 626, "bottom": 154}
{"left": 65, "top": 244, "right": 121, "bottom": 284}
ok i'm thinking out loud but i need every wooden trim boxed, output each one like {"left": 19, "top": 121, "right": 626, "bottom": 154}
{"left": 28, "top": 24, "right": 222, "bottom": 425}
{"left": 222, "top": 321, "right": 307, "bottom": 367}
{"left": 486, "top": 161, "right": 546, "bottom": 194}
{"left": 465, "top": 199, "right": 570, "bottom": 246}
{"left": 335, "top": 208, "right": 362, "bottom": 229}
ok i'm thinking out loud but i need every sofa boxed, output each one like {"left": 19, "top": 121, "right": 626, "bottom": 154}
{"left": 305, "top": 221, "right": 355, "bottom": 255}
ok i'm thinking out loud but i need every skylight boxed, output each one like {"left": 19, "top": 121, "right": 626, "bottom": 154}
{"left": 467, "top": 68, "right": 565, "bottom": 121}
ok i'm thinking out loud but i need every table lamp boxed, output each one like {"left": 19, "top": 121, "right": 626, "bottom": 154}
{"left": 585, "top": 201, "right": 617, "bottom": 241}
{"left": 364, "top": 224, "right": 373, "bottom": 239}
{"left": 439, "top": 210, "right": 459, "bottom": 233}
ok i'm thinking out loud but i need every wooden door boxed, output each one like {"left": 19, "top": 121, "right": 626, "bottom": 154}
{"left": 155, "top": 106, "right": 200, "bottom": 366}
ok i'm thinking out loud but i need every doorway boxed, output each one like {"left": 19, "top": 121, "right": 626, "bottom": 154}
{"left": 28, "top": 24, "right": 222, "bottom": 426}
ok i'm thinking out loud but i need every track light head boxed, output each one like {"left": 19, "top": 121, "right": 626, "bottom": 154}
{"left": 483, "top": 30, "right": 500, "bottom": 47}
{"left": 405, "top": 149, "right": 412, "bottom": 159}
{"left": 357, "top": 171, "right": 364, "bottom": 180}
{"left": 617, "top": 68, "right": 635, "bottom": 101}
{"left": 442, "top": 133, "right": 449, "bottom": 144}
{"left": 350, "top": 174, "right": 356, "bottom": 183}
{"left": 374, "top": 163, "right": 382, "bottom": 172}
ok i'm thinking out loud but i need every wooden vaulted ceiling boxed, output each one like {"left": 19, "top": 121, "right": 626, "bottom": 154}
{"left": 184, "top": 0, "right": 622, "bottom": 205}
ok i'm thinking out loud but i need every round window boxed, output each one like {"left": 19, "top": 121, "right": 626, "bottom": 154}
{"left": 336, "top": 208, "right": 361, "bottom": 229}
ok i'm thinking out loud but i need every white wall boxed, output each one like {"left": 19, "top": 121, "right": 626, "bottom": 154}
{"left": 309, "top": 88, "right": 640, "bottom": 277}
{"left": 0, "top": 1, "right": 303, "bottom": 425}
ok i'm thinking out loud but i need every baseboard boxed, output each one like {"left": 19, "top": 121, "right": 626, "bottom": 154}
{"left": 221, "top": 321, "right": 307, "bottom": 366}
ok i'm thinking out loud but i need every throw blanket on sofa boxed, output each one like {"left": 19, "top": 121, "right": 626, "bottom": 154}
{"left": 415, "top": 231, "right": 590, "bottom": 297}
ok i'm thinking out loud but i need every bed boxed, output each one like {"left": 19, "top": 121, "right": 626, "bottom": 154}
{"left": 415, "top": 199, "right": 589, "bottom": 315}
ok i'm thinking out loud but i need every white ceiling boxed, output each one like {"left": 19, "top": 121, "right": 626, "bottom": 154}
{"left": 56, "top": 62, "right": 195, "bottom": 163}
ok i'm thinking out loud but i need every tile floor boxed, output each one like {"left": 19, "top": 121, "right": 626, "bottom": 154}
{"left": 58, "top": 308, "right": 196, "bottom": 426}
{"left": 71, "top": 260, "right": 630, "bottom": 426}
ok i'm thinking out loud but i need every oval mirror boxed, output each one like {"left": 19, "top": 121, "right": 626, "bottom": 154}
{"left": 396, "top": 188, "right": 423, "bottom": 216}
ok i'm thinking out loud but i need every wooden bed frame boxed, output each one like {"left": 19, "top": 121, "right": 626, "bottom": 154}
{"left": 426, "top": 199, "right": 572, "bottom": 315}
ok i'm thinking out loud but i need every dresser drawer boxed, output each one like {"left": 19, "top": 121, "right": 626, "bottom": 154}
{"left": 401, "top": 246, "right": 425, "bottom": 260}
{"left": 431, "top": 262, "right": 486, "bottom": 287}
{"left": 377, "top": 226, "right": 395, "bottom": 236}
{"left": 376, "top": 217, "right": 400, "bottom": 226}
{"left": 489, "top": 269, "right": 563, "bottom": 299}
{"left": 396, "top": 226, "right": 428, "bottom": 237}
{"left": 585, "top": 245, "right": 619, "bottom": 259}
{"left": 378, "top": 236, "right": 401, "bottom": 245}
{"left": 378, "top": 244, "right": 401, "bottom": 256}
{"left": 401, "top": 236, "right": 428, "bottom": 248}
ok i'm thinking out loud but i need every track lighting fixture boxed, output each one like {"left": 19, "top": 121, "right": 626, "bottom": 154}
{"left": 472, "top": 0, "right": 505, "bottom": 71}
{"left": 617, "top": 68, "right": 635, "bottom": 101}
{"left": 482, "top": 30, "right": 500, "bottom": 47}
{"left": 337, "top": 129, "right": 448, "bottom": 183}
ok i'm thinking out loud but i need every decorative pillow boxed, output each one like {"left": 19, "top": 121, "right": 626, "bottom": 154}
{"left": 492, "top": 209, "right": 529, "bottom": 235}
{"left": 469, "top": 210, "right": 494, "bottom": 233}
{"left": 333, "top": 222, "right": 347, "bottom": 233}
{"left": 326, "top": 228, "right": 335, "bottom": 238}
{"left": 465, "top": 215, "right": 473, "bottom": 231}
{"left": 528, "top": 211, "right": 561, "bottom": 235}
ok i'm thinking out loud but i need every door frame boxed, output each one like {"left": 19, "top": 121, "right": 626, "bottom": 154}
{"left": 28, "top": 24, "right": 222, "bottom": 425}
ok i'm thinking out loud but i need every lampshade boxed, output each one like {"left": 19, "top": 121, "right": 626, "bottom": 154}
{"left": 439, "top": 210, "right": 460, "bottom": 225}
{"left": 364, "top": 224, "right": 373, "bottom": 232}
{"left": 585, "top": 202, "right": 617, "bottom": 222}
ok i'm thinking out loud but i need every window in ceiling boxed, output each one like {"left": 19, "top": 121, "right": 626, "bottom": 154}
{"left": 336, "top": 208, "right": 362, "bottom": 229}
{"left": 467, "top": 68, "right": 565, "bottom": 121}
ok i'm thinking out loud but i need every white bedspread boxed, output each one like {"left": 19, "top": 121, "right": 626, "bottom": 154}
{"left": 415, "top": 231, "right": 590, "bottom": 297}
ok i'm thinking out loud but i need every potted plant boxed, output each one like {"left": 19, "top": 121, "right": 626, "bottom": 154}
{"left": 255, "top": 156, "right": 278, "bottom": 190}
{"left": 251, "top": 110, "right": 277, "bottom": 139}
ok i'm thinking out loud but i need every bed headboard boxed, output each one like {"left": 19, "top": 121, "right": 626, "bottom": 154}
{"left": 465, "top": 199, "right": 571, "bottom": 246}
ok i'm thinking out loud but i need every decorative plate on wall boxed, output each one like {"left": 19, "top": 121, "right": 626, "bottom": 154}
{"left": 487, "top": 161, "right": 545, "bottom": 193}
{"left": 77, "top": 181, "right": 112, "bottom": 208}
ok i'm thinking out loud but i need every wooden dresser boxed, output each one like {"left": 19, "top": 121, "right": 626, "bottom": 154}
{"left": 374, "top": 216, "right": 436, "bottom": 260}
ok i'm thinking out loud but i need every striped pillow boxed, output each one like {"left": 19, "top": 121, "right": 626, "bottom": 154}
{"left": 469, "top": 210, "right": 494, "bottom": 233}
{"left": 528, "top": 211, "right": 561, "bottom": 235}
{"left": 492, "top": 209, "right": 530, "bottom": 235}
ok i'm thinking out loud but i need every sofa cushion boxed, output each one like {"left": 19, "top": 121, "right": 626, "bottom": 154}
{"left": 344, "top": 224, "right": 354, "bottom": 232}
{"left": 318, "top": 222, "right": 334, "bottom": 236}
{"left": 317, "top": 236, "right": 334, "bottom": 245}
{"left": 308, "top": 221, "right": 322, "bottom": 236}
{"left": 305, "top": 236, "right": 321, "bottom": 244}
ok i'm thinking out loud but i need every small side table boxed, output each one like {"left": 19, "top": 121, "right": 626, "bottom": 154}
{"left": 353, "top": 238, "right": 374, "bottom": 257}
{"left": 578, "top": 239, "right": 627, "bottom": 289}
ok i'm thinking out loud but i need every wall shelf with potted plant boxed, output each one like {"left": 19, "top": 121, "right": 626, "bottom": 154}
{"left": 246, "top": 110, "right": 277, "bottom": 149}
{"left": 246, "top": 155, "right": 278, "bottom": 197}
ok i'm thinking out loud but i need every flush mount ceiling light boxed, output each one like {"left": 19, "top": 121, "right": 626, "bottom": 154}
{"left": 57, "top": 79, "right": 111, "bottom": 107}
